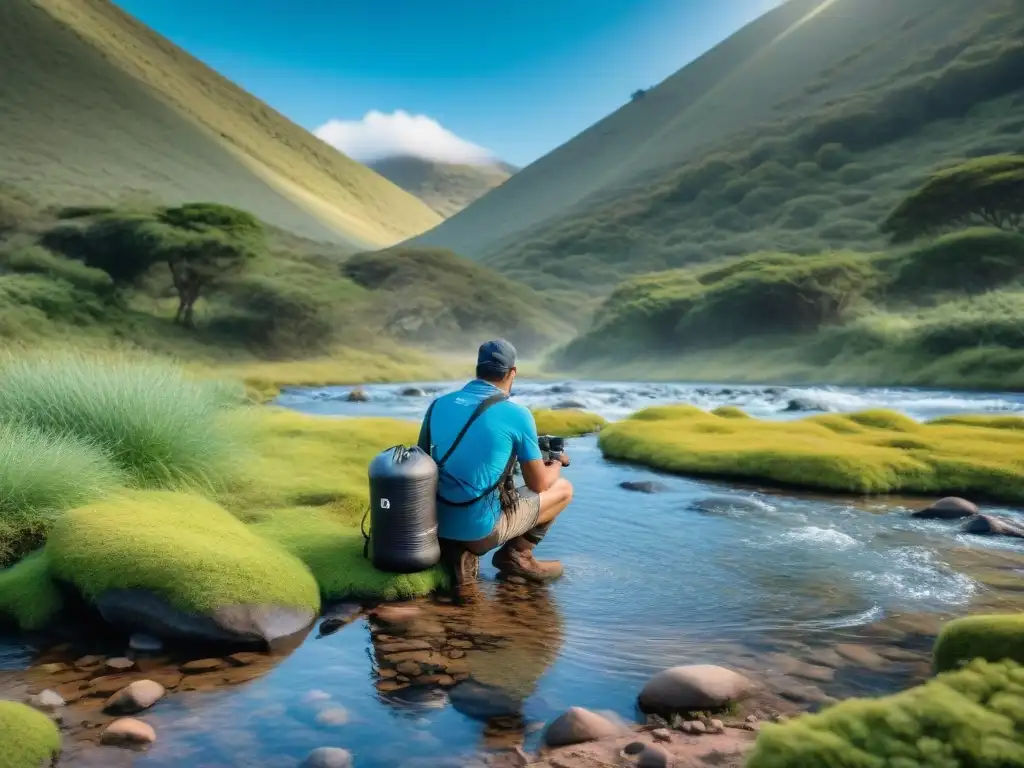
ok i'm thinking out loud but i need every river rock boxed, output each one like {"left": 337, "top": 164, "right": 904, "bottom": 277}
{"left": 689, "top": 496, "right": 770, "bottom": 515}
{"left": 96, "top": 588, "right": 315, "bottom": 649}
{"left": 181, "top": 658, "right": 225, "bottom": 674}
{"left": 912, "top": 497, "right": 979, "bottom": 520}
{"left": 449, "top": 679, "right": 522, "bottom": 720}
{"left": 552, "top": 400, "right": 587, "bottom": 410}
{"left": 619, "top": 481, "right": 668, "bottom": 494}
{"left": 129, "top": 633, "right": 164, "bottom": 653}
{"left": 833, "top": 644, "right": 888, "bottom": 670}
{"left": 962, "top": 514, "right": 1024, "bottom": 539}
{"left": 104, "top": 680, "right": 166, "bottom": 714}
{"left": 637, "top": 745, "right": 671, "bottom": 768}
{"left": 302, "top": 747, "right": 353, "bottom": 768}
{"left": 638, "top": 665, "right": 755, "bottom": 714}
{"left": 315, "top": 708, "right": 350, "bottom": 726}
{"left": 651, "top": 727, "right": 672, "bottom": 742}
{"left": 346, "top": 388, "right": 369, "bottom": 402}
{"left": 100, "top": 718, "right": 156, "bottom": 747}
{"left": 543, "top": 707, "right": 625, "bottom": 747}
{"left": 28, "top": 690, "right": 65, "bottom": 711}
{"left": 400, "top": 387, "right": 427, "bottom": 397}
{"left": 105, "top": 657, "right": 136, "bottom": 672}
{"left": 783, "top": 398, "right": 821, "bottom": 412}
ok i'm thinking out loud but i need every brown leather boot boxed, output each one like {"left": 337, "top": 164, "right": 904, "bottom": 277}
{"left": 491, "top": 539, "right": 563, "bottom": 583}
{"left": 439, "top": 539, "right": 480, "bottom": 588}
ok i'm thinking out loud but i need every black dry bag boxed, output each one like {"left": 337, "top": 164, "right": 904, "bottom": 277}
{"left": 366, "top": 445, "right": 440, "bottom": 573}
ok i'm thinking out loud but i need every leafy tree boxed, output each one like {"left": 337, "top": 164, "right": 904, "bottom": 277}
{"left": 882, "top": 154, "right": 1024, "bottom": 242}
{"left": 41, "top": 202, "right": 264, "bottom": 326}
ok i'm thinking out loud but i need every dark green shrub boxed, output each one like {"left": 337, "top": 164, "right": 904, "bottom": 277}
{"left": 778, "top": 201, "right": 822, "bottom": 230}
{"left": 739, "top": 187, "right": 790, "bottom": 217}
{"left": 890, "top": 228, "right": 1024, "bottom": 297}
{"left": 819, "top": 219, "right": 880, "bottom": 241}
{"left": 0, "top": 244, "right": 114, "bottom": 296}
{"left": 838, "top": 163, "right": 875, "bottom": 184}
{"left": 815, "top": 142, "right": 851, "bottom": 171}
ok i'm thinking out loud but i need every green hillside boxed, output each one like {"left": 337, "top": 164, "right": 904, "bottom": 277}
{"left": 0, "top": 0, "right": 441, "bottom": 249}
{"left": 343, "top": 248, "right": 570, "bottom": 355}
{"left": 409, "top": 0, "right": 1023, "bottom": 291}
{"left": 0, "top": 195, "right": 561, "bottom": 370}
{"left": 369, "top": 156, "right": 516, "bottom": 218}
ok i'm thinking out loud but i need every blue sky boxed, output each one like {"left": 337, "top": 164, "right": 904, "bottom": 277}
{"left": 114, "top": 0, "right": 780, "bottom": 168}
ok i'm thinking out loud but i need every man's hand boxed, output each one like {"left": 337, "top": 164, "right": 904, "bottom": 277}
{"left": 558, "top": 452, "right": 571, "bottom": 468}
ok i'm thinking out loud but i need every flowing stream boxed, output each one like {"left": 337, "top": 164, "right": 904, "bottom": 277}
{"left": 4, "top": 379, "right": 1024, "bottom": 766}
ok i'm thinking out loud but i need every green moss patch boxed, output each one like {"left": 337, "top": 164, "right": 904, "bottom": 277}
{"left": 251, "top": 508, "right": 447, "bottom": 602}
{"left": 747, "top": 659, "right": 1024, "bottom": 767}
{"left": 0, "top": 551, "right": 62, "bottom": 630}
{"left": 47, "top": 490, "right": 320, "bottom": 615}
{"left": 934, "top": 614, "right": 1024, "bottom": 673}
{"left": 0, "top": 700, "right": 61, "bottom": 768}
{"left": 532, "top": 409, "right": 607, "bottom": 437}
{"left": 599, "top": 406, "right": 1024, "bottom": 500}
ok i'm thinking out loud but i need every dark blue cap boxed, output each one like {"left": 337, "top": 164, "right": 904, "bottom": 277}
{"left": 477, "top": 339, "right": 517, "bottom": 375}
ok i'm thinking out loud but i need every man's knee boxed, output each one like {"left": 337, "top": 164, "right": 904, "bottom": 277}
{"left": 554, "top": 477, "right": 573, "bottom": 507}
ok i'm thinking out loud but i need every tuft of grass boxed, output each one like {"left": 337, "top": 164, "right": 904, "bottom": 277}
{"left": 746, "top": 659, "right": 1024, "bottom": 768}
{"left": 933, "top": 614, "right": 1024, "bottom": 673}
{"left": 0, "top": 423, "right": 122, "bottom": 566}
{"left": 0, "top": 352, "right": 249, "bottom": 489}
{"left": 47, "top": 490, "right": 321, "bottom": 615}
{"left": 0, "top": 700, "right": 61, "bottom": 768}
{"left": 532, "top": 409, "right": 607, "bottom": 437}
{"left": 251, "top": 508, "right": 447, "bottom": 602}
{"left": 0, "top": 551, "right": 63, "bottom": 630}
{"left": 599, "top": 406, "right": 1024, "bottom": 500}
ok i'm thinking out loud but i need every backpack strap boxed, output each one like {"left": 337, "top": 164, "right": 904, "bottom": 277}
{"left": 434, "top": 392, "right": 508, "bottom": 469}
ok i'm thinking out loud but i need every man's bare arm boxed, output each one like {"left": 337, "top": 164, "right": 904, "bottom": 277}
{"left": 520, "top": 453, "right": 570, "bottom": 493}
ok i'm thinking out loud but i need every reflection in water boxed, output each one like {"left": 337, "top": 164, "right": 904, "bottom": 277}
{"left": 369, "top": 580, "right": 563, "bottom": 752}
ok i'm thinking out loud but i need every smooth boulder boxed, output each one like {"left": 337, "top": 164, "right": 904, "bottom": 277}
{"left": 620, "top": 480, "right": 667, "bottom": 494}
{"left": 346, "top": 388, "right": 369, "bottom": 403}
{"left": 100, "top": 718, "right": 156, "bottom": 747}
{"left": 104, "top": 680, "right": 166, "bottom": 715}
{"left": 302, "top": 747, "right": 353, "bottom": 768}
{"left": 912, "top": 497, "right": 979, "bottom": 520}
{"left": 543, "top": 707, "right": 625, "bottom": 747}
{"left": 96, "top": 589, "right": 316, "bottom": 649}
{"left": 962, "top": 514, "right": 1024, "bottom": 539}
{"left": 638, "top": 665, "right": 755, "bottom": 714}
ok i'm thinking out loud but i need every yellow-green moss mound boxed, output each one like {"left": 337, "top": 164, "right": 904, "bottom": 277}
{"left": 532, "top": 409, "right": 607, "bottom": 437}
{"left": 599, "top": 406, "right": 1024, "bottom": 500}
{"left": 934, "top": 614, "right": 1024, "bottom": 674}
{"left": 0, "top": 552, "right": 62, "bottom": 630}
{"left": 252, "top": 508, "right": 446, "bottom": 602}
{"left": 47, "top": 490, "right": 321, "bottom": 615}
{"left": 747, "top": 659, "right": 1024, "bottom": 767}
{"left": 0, "top": 700, "right": 61, "bottom": 768}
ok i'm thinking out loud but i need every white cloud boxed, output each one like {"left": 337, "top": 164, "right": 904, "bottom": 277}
{"left": 315, "top": 110, "right": 495, "bottom": 165}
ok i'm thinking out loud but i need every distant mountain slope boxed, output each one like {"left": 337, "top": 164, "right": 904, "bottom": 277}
{"left": 0, "top": 0, "right": 441, "bottom": 248}
{"left": 369, "top": 156, "right": 516, "bottom": 217}
{"left": 408, "top": 0, "right": 1024, "bottom": 288}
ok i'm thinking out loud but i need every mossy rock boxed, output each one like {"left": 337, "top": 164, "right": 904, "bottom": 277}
{"left": 0, "top": 700, "right": 61, "bottom": 768}
{"left": 532, "top": 408, "right": 607, "bottom": 437}
{"left": 599, "top": 406, "right": 1024, "bottom": 500}
{"left": 251, "top": 507, "right": 447, "bottom": 602}
{"left": 0, "top": 551, "right": 62, "bottom": 630}
{"left": 46, "top": 490, "right": 321, "bottom": 645}
{"left": 711, "top": 406, "right": 750, "bottom": 419}
{"left": 747, "top": 659, "right": 1024, "bottom": 767}
{"left": 933, "top": 613, "right": 1024, "bottom": 673}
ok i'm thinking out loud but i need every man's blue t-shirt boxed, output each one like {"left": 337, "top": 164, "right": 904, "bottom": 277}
{"left": 418, "top": 380, "right": 543, "bottom": 541}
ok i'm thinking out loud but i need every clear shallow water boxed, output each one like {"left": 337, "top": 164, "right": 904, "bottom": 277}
{"left": 7, "top": 379, "right": 1024, "bottom": 766}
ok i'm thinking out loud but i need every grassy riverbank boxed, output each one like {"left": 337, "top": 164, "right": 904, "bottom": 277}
{"left": 599, "top": 405, "right": 1024, "bottom": 502}
{"left": 0, "top": 353, "right": 448, "bottom": 631}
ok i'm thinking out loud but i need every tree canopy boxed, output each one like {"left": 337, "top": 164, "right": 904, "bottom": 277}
{"left": 882, "top": 154, "right": 1024, "bottom": 242}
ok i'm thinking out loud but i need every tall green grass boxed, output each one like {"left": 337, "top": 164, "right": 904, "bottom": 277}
{"left": 0, "top": 424, "right": 121, "bottom": 565}
{"left": 0, "top": 353, "right": 249, "bottom": 489}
